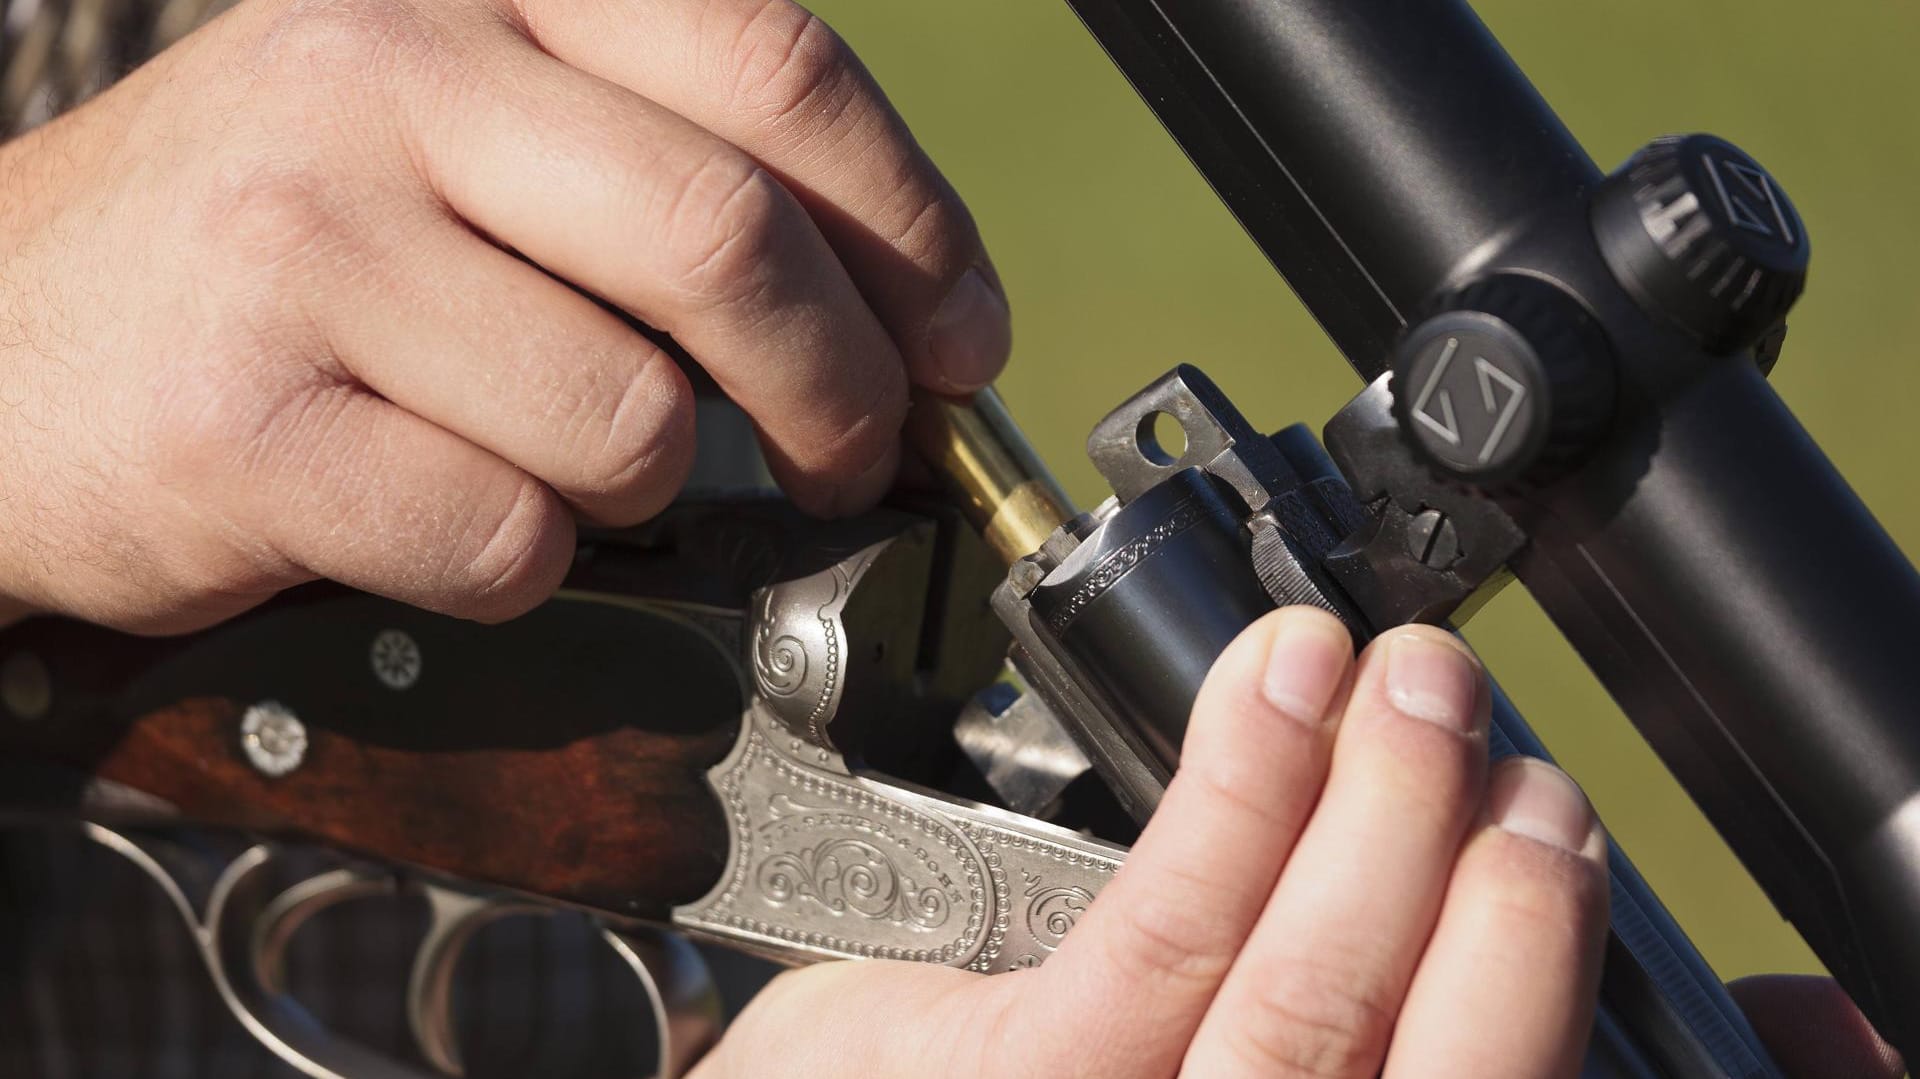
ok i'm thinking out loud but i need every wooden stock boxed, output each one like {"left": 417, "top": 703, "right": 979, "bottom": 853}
{"left": 0, "top": 586, "right": 741, "bottom": 917}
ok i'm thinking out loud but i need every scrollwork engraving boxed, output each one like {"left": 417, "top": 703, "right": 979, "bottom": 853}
{"left": 748, "top": 561, "right": 857, "bottom": 751}
{"left": 754, "top": 629, "right": 807, "bottom": 698}
{"left": 674, "top": 538, "right": 1126, "bottom": 974}
{"left": 1023, "top": 877, "right": 1093, "bottom": 952}
{"left": 1044, "top": 496, "right": 1207, "bottom": 633}
{"left": 757, "top": 839, "right": 951, "bottom": 930}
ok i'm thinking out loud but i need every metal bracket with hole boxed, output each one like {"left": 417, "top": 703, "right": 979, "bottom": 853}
{"left": 993, "top": 366, "right": 1374, "bottom": 818}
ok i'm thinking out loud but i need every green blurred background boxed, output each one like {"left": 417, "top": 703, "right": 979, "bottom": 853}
{"left": 807, "top": 0, "right": 1920, "bottom": 981}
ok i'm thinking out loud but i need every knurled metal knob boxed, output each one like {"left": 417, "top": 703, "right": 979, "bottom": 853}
{"left": 1592, "top": 133, "right": 1809, "bottom": 355}
{"left": 1390, "top": 276, "right": 1616, "bottom": 489}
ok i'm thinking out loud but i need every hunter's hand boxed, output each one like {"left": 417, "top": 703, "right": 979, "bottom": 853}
{"left": 0, "top": 0, "right": 1006, "bottom": 631}
{"left": 697, "top": 608, "right": 1905, "bottom": 1079}
{"left": 697, "top": 609, "right": 1613, "bottom": 1079}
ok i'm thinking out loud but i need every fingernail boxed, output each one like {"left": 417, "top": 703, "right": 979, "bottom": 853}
{"left": 1488, "top": 757, "right": 1603, "bottom": 857}
{"left": 926, "top": 268, "right": 1012, "bottom": 392}
{"left": 1383, "top": 633, "right": 1480, "bottom": 733}
{"left": 824, "top": 440, "right": 899, "bottom": 518}
{"left": 1261, "top": 610, "right": 1353, "bottom": 726}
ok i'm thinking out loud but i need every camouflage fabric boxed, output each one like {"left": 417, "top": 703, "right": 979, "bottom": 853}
{"left": 3, "top": 0, "right": 230, "bottom": 136}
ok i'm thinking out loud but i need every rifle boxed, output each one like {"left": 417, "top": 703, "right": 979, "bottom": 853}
{"left": 2, "top": 1, "right": 1915, "bottom": 1076}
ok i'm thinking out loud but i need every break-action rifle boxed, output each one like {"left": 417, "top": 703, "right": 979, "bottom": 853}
{"left": 4, "top": 1, "right": 1917, "bottom": 1076}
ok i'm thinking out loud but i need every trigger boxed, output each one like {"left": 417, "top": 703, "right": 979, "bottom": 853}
{"left": 252, "top": 866, "right": 396, "bottom": 994}
{"left": 406, "top": 885, "right": 545, "bottom": 1076}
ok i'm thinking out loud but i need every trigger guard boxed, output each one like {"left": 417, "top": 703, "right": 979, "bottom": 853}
{"left": 406, "top": 885, "right": 548, "bottom": 1076}
{"left": 253, "top": 865, "right": 399, "bottom": 995}
{"left": 602, "top": 928, "right": 724, "bottom": 1079}
{"left": 407, "top": 892, "right": 726, "bottom": 1078}
{"left": 86, "top": 825, "right": 443, "bottom": 1079}
{"left": 77, "top": 823, "right": 725, "bottom": 1078}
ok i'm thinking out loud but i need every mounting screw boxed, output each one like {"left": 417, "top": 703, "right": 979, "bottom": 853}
{"left": 1405, "top": 509, "right": 1462, "bottom": 570}
{"left": 1, "top": 652, "right": 51, "bottom": 721}
{"left": 241, "top": 702, "right": 308, "bottom": 777}
{"left": 370, "top": 629, "right": 422, "bottom": 690}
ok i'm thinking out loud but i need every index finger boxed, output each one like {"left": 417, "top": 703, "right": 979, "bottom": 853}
{"left": 512, "top": 0, "right": 1012, "bottom": 393}
{"left": 1005, "top": 607, "right": 1356, "bottom": 1077}
{"left": 404, "top": 32, "right": 907, "bottom": 517}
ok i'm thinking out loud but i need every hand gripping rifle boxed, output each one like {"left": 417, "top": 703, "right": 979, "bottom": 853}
{"left": 2, "top": 1, "right": 1916, "bottom": 1076}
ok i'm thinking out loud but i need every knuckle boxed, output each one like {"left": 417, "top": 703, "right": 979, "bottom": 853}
{"left": 726, "top": 2, "right": 859, "bottom": 133}
{"left": 804, "top": 364, "right": 907, "bottom": 471}
{"left": 459, "top": 477, "right": 570, "bottom": 620}
{"left": 868, "top": 162, "right": 974, "bottom": 267}
{"left": 1230, "top": 960, "right": 1397, "bottom": 1078}
{"left": 1095, "top": 889, "right": 1239, "bottom": 991}
{"left": 888, "top": 177, "right": 954, "bottom": 254}
{"left": 722, "top": 0, "right": 979, "bottom": 272}
{"left": 660, "top": 152, "right": 792, "bottom": 306}
{"left": 197, "top": 165, "right": 353, "bottom": 283}
{"left": 1178, "top": 754, "right": 1302, "bottom": 835}
{"left": 242, "top": 0, "right": 446, "bottom": 90}
{"left": 1359, "top": 709, "right": 1485, "bottom": 815}
{"left": 565, "top": 350, "right": 696, "bottom": 520}
{"left": 1470, "top": 832, "right": 1610, "bottom": 934}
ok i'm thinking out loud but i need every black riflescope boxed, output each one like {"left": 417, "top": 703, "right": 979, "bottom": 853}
{"left": 1067, "top": 0, "right": 1920, "bottom": 1059}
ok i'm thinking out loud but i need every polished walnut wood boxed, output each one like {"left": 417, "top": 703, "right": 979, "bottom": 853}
{"left": 0, "top": 586, "right": 742, "bottom": 917}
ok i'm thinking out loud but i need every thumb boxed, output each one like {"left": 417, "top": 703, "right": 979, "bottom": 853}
{"left": 688, "top": 960, "right": 1005, "bottom": 1078}
{"left": 1729, "top": 974, "right": 1904, "bottom": 1079}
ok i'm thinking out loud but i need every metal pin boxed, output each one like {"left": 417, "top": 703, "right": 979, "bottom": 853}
{"left": 370, "top": 629, "right": 422, "bottom": 690}
{"left": 241, "top": 702, "right": 308, "bottom": 777}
